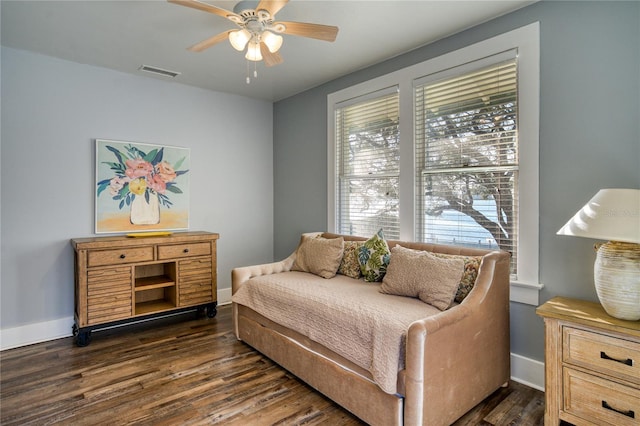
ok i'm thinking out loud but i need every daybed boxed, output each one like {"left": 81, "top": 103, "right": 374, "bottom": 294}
{"left": 231, "top": 232, "right": 511, "bottom": 425}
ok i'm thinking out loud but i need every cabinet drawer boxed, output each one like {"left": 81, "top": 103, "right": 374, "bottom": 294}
{"left": 564, "top": 368, "right": 639, "bottom": 426}
{"left": 88, "top": 247, "right": 154, "bottom": 267}
{"left": 564, "top": 327, "right": 640, "bottom": 385}
{"left": 157, "top": 243, "right": 211, "bottom": 259}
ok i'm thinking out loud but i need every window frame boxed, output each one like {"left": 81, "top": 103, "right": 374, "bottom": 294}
{"left": 327, "top": 23, "right": 542, "bottom": 304}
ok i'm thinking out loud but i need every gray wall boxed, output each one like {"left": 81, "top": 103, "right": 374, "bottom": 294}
{"left": 1, "top": 47, "right": 274, "bottom": 331}
{"left": 273, "top": 1, "right": 640, "bottom": 362}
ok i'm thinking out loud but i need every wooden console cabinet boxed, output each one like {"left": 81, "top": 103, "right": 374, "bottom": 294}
{"left": 537, "top": 297, "right": 640, "bottom": 426}
{"left": 71, "top": 231, "right": 219, "bottom": 346}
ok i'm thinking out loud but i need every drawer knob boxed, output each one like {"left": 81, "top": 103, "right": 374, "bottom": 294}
{"left": 119, "top": 254, "right": 126, "bottom": 259}
{"left": 600, "top": 351, "right": 633, "bottom": 366}
{"left": 602, "top": 401, "right": 635, "bottom": 419}
{"left": 183, "top": 248, "right": 190, "bottom": 253}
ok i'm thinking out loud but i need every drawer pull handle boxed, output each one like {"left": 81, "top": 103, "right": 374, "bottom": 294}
{"left": 119, "top": 254, "right": 126, "bottom": 259}
{"left": 600, "top": 351, "right": 633, "bottom": 366}
{"left": 602, "top": 401, "right": 635, "bottom": 419}
{"left": 183, "top": 248, "right": 190, "bottom": 253}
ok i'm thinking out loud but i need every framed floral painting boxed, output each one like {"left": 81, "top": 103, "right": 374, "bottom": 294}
{"left": 95, "top": 139, "right": 190, "bottom": 234}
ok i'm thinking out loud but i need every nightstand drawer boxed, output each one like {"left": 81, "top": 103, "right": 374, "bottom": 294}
{"left": 564, "top": 326, "right": 640, "bottom": 385}
{"left": 158, "top": 243, "right": 211, "bottom": 259}
{"left": 564, "top": 368, "right": 639, "bottom": 426}
{"left": 88, "top": 246, "right": 154, "bottom": 267}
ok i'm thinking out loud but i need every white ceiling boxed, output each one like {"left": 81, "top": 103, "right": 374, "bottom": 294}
{"left": 1, "top": 0, "right": 535, "bottom": 101}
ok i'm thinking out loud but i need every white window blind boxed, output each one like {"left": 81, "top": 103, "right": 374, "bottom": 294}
{"left": 335, "top": 87, "right": 400, "bottom": 239}
{"left": 415, "top": 56, "right": 519, "bottom": 272}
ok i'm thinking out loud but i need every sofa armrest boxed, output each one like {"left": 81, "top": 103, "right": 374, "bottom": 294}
{"left": 402, "top": 250, "right": 511, "bottom": 425}
{"left": 231, "top": 231, "right": 323, "bottom": 294}
{"left": 231, "top": 253, "right": 296, "bottom": 294}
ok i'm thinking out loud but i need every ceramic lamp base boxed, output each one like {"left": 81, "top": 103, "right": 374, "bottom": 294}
{"left": 594, "top": 241, "right": 640, "bottom": 321}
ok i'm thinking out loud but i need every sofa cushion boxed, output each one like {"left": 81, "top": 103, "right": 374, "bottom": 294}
{"left": 338, "top": 240, "right": 364, "bottom": 279}
{"left": 292, "top": 236, "right": 344, "bottom": 279}
{"left": 358, "top": 229, "right": 391, "bottom": 282}
{"left": 431, "top": 253, "right": 482, "bottom": 303}
{"left": 380, "top": 245, "right": 464, "bottom": 310}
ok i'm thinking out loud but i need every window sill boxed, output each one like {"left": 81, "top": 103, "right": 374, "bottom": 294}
{"left": 510, "top": 281, "right": 544, "bottom": 306}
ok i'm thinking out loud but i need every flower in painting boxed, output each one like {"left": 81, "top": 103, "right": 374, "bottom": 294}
{"left": 125, "top": 159, "right": 153, "bottom": 179}
{"left": 96, "top": 143, "right": 188, "bottom": 211}
{"left": 155, "top": 161, "right": 177, "bottom": 183}
{"left": 108, "top": 176, "right": 129, "bottom": 196}
{"left": 148, "top": 174, "right": 167, "bottom": 194}
{"left": 129, "top": 178, "right": 147, "bottom": 195}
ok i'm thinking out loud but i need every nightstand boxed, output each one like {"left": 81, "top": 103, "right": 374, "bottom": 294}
{"left": 536, "top": 297, "right": 640, "bottom": 425}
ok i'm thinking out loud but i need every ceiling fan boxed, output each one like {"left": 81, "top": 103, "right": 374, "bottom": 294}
{"left": 168, "top": 0, "right": 339, "bottom": 71}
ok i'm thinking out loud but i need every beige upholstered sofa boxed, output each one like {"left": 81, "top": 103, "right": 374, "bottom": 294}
{"left": 231, "top": 232, "right": 511, "bottom": 425}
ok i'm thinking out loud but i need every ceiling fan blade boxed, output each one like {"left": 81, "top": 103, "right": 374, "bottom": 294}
{"left": 260, "top": 42, "right": 284, "bottom": 67}
{"left": 256, "top": 0, "right": 289, "bottom": 17}
{"left": 275, "top": 21, "right": 338, "bottom": 42}
{"left": 188, "top": 31, "right": 232, "bottom": 52}
{"left": 167, "top": 0, "right": 239, "bottom": 20}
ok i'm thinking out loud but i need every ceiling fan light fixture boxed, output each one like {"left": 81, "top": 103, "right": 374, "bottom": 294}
{"left": 229, "top": 29, "right": 251, "bottom": 51}
{"left": 262, "top": 31, "right": 283, "bottom": 53}
{"left": 245, "top": 41, "right": 263, "bottom": 61}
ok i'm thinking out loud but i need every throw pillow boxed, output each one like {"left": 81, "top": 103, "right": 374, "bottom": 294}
{"left": 358, "top": 229, "right": 391, "bottom": 282}
{"left": 380, "top": 245, "right": 464, "bottom": 310}
{"left": 431, "top": 253, "right": 482, "bottom": 303}
{"left": 338, "top": 240, "right": 364, "bottom": 279}
{"left": 292, "top": 236, "right": 344, "bottom": 279}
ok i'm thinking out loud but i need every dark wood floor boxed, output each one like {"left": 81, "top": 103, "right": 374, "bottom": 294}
{"left": 1, "top": 305, "right": 545, "bottom": 425}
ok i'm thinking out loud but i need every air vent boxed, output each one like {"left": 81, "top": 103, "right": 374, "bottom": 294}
{"left": 138, "top": 65, "right": 181, "bottom": 78}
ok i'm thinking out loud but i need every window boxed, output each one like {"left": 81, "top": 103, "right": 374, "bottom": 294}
{"left": 415, "top": 54, "right": 519, "bottom": 272}
{"left": 328, "top": 23, "right": 540, "bottom": 304}
{"left": 334, "top": 87, "right": 400, "bottom": 239}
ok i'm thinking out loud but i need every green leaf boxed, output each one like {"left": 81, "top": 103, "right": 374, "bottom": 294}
{"left": 119, "top": 184, "right": 129, "bottom": 197}
{"left": 97, "top": 182, "right": 110, "bottom": 197}
{"left": 144, "top": 149, "right": 158, "bottom": 163}
{"left": 173, "top": 156, "right": 185, "bottom": 170}
{"left": 165, "top": 186, "right": 183, "bottom": 194}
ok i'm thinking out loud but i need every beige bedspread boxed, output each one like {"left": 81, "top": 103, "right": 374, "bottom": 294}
{"left": 232, "top": 271, "right": 441, "bottom": 394}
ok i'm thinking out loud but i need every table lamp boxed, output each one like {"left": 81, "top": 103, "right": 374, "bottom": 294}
{"left": 557, "top": 188, "right": 640, "bottom": 321}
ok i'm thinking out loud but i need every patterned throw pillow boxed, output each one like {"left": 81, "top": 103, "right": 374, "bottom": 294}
{"left": 338, "top": 240, "right": 364, "bottom": 279}
{"left": 358, "top": 229, "right": 391, "bottom": 282}
{"left": 431, "top": 253, "right": 482, "bottom": 303}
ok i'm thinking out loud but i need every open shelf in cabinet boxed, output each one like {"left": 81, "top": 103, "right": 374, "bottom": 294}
{"left": 134, "top": 262, "right": 177, "bottom": 316}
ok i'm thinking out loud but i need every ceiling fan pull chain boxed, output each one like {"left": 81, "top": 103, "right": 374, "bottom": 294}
{"left": 246, "top": 59, "right": 251, "bottom": 84}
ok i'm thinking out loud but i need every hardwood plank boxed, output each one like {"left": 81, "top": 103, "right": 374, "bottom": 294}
{"left": 1, "top": 305, "right": 544, "bottom": 425}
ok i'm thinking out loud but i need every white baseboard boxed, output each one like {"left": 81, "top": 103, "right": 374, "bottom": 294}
{"left": 1, "top": 288, "right": 235, "bottom": 351}
{"left": 0, "top": 316, "right": 75, "bottom": 351}
{"left": 218, "top": 287, "right": 232, "bottom": 305}
{"left": 510, "top": 352, "right": 545, "bottom": 391}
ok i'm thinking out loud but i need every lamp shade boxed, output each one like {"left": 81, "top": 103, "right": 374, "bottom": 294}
{"left": 245, "top": 42, "right": 262, "bottom": 61}
{"left": 229, "top": 29, "right": 251, "bottom": 51}
{"left": 262, "top": 31, "right": 283, "bottom": 53}
{"left": 557, "top": 188, "right": 640, "bottom": 244}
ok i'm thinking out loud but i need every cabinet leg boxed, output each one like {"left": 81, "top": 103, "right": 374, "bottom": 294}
{"left": 206, "top": 302, "right": 217, "bottom": 318}
{"left": 73, "top": 325, "right": 92, "bottom": 347}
